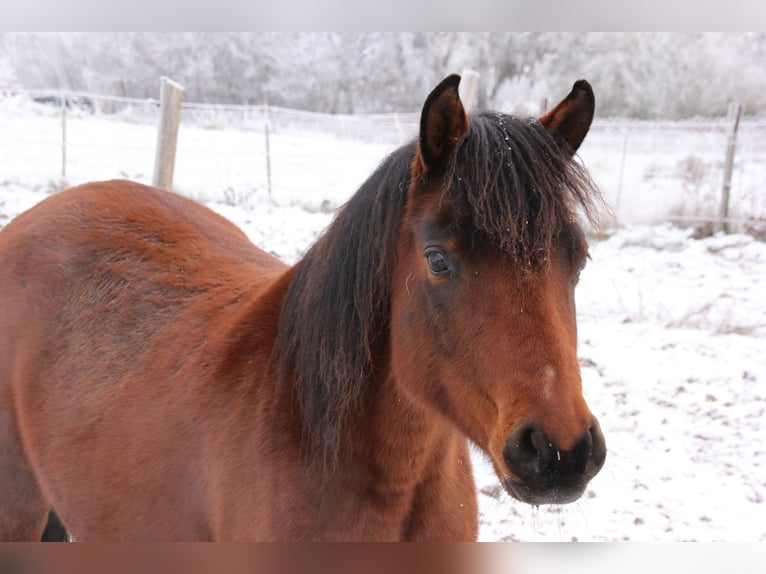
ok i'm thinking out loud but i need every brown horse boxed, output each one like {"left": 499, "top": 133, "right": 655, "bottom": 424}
{"left": 0, "top": 75, "right": 606, "bottom": 541}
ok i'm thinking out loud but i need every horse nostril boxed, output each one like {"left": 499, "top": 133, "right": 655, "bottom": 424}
{"left": 529, "top": 429, "right": 559, "bottom": 467}
{"left": 503, "top": 423, "right": 554, "bottom": 480}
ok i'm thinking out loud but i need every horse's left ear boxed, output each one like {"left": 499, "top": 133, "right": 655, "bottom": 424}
{"left": 417, "top": 74, "right": 469, "bottom": 174}
{"left": 540, "top": 80, "right": 595, "bottom": 155}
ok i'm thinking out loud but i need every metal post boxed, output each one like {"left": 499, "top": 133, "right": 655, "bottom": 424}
{"left": 615, "top": 133, "right": 629, "bottom": 218}
{"left": 717, "top": 102, "right": 742, "bottom": 234}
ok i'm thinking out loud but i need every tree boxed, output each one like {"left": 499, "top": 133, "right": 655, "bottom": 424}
{"left": 1, "top": 33, "right": 764, "bottom": 118}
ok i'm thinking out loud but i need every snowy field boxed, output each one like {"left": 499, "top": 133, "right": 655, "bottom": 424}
{"left": 1, "top": 96, "right": 764, "bottom": 541}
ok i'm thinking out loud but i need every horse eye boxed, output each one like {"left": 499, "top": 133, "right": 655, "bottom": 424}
{"left": 573, "top": 254, "right": 590, "bottom": 286}
{"left": 425, "top": 250, "right": 451, "bottom": 276}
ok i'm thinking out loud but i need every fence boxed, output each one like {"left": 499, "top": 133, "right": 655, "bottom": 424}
{"left": 580, "top": 115, "right": 766, "bottom": 234}
{"left": 1, "top": 88, "right": 764, "bottom": 234}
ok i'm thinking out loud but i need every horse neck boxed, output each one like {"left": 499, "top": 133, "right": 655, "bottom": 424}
{"left": 345, "top": 370, "right": 456, "bottom": 493}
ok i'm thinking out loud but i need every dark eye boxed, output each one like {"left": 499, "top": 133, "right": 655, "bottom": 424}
{"left": 573, "top": 254, "right": 590, "bottom": 286}
{"left": 425, "top": 250, "right": 451, "bottom": 276}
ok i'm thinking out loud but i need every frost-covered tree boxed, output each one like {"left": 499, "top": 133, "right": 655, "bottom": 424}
{"left": 0, "top": 34, "right": 19, "bottom": 88}
{"left": 1, "top": 33, "right": 764, "bottom": 118}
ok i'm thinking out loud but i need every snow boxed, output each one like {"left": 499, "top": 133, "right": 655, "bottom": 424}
{"left": 1, "top": 96, "right": 764, "bottom": 541}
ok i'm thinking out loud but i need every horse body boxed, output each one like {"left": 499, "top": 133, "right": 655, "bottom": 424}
{"left": 0, "top": 76, "right": 605, "bottom": 541}
{"left": 0, "top": 181, "right": 475, "bottom": 540}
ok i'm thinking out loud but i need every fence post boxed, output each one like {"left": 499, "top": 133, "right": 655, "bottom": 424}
{"left": 615, "top": 132, "right": 630, "bottom": 220}
{"left": 264, "top": 121, "right": 272, "bottom": 199}
{"left": 60, "top": 90, "right": 67, "bottom": 185}
{"left": 460, "top": 69, "right": 480, "bottom": 113}
{"left": 152, "top": 77, "right": 184, "bottom": 190}
{"left": 263, "top": 100, "right": 272, "bottom": 199}
{"left": 716, "top": 102, "right": 742, "bottom": 234}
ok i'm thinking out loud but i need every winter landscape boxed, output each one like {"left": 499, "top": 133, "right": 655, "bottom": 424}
{"left": 1, "top": 32, "right": 765, "bottom": 543}
{"left": 1, "top": 87, "right": 764, "bottom": 542}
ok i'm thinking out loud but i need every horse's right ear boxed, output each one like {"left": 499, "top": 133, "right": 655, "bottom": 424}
{"left": 540, "top": 80, "right": 595, "bottom": 155}
{"left": 416, "top": 74, "right": 469, "bottom": 174}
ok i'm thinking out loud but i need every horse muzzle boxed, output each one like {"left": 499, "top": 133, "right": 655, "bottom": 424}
{"left": 501, "top": 420, "right": 606, "bottom": 505}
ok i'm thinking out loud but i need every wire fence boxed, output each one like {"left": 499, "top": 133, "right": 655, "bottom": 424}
{"left": 580, "top": 116, "right": 766, "bottom": 234}
{"left": 1, "top": 88, "right": 764, "bottom": 234}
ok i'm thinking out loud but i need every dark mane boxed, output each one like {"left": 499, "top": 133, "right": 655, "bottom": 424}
{"left": 273, "top": 113, "right": 602, "bottom": 468}
{"left": 273, "top": 144, "right": 413, "bottom": 467}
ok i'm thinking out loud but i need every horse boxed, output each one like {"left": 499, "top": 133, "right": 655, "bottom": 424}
{"left": 0, "top": 75, "right": 606, "bottom": 541}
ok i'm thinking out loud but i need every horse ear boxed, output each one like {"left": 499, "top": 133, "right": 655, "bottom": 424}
{"left": 417, "top": 74, "right": 469, "bottom": 173}
{"left": 540, "top": 80, "right": 595, "bottom": 155}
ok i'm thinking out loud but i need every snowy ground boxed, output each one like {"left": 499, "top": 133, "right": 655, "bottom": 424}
{"left": 1, "top": 97, "right": 764, "bottom": 541}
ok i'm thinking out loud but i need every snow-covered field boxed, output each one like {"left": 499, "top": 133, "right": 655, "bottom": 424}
{"left": 1, "top": 97, "right": 764, "bottom": 541}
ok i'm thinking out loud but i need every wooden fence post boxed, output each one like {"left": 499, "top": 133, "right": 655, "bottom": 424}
{"left": 60, "top": 91, "right": 67, "bottom": 185}
{"left": 716, "top": 102, "right": 742, "bottom": 234}
{"left": 264, "top": 102, "right": 272, "bottom": 198}
{"left": 152, "top": 77, "right": 184, "bottom": 190}
{"left": 460, "top": 69, "right": 480, "bottom": 113}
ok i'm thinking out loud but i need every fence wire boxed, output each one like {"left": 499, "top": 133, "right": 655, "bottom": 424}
{"left": 1, "top": 89, "right": 764, "bottom": 233}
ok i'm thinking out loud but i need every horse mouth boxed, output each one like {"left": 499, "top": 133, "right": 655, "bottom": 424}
{"left": 501, "top": 476, "right": 588, "bottom": 506}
